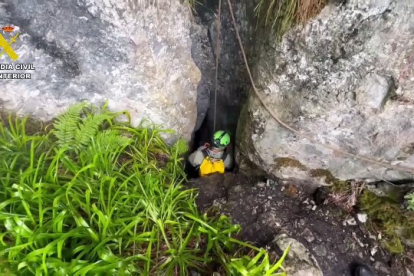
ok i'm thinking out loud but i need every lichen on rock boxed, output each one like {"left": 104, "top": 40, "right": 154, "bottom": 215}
{"left": 237, "top": 0, "right": 414, "bottom": 185}
{"left": 0, "top": 0, "right": 201, "bottom": 143}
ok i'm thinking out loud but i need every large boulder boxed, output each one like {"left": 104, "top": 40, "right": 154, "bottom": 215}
{"left": 0, "top": 0, "right": 200, "bottom": 142}
{"left": 237, "top": 0, "right": 414, "bottom": 186}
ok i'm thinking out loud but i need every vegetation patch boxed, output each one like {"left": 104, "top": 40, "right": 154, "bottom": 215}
{"left": 274, "top": 157, "right": 307, "bottom": 171}
{"left": 359, "top": 191, "right": 414, "bottom": 254}
{"left": 255, "top": 0, "right": 327, "bottom": 39}
{"left": 321, "top": 178, "right": 414, "bottom": 255}
{"left": 0, "top": 102, "right": 288, "bottom": 275}
{"left": 309, "top": 169, "right": 349, "bottom": 192}
{"left": 0, "top": 109, "right": 49, "bottom": 136}
{"left": 405, "top": 193, "right": 414, "bottom": 211}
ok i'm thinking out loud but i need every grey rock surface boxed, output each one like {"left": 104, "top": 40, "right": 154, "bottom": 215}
{"left": 273, "top": 233, "right": 323, "bottom": 276}
{"left": 237, "top": 0, "right": 414, "bottom": 186}
{"left": 0, "top": 0, "right": 200, "bottom": 142}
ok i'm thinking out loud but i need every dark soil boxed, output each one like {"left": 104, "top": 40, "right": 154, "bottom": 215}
{"left": 186, "top": 173, "right": 414, "bottom": 276}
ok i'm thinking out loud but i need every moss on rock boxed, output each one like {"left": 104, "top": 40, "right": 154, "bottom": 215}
{"left": 359, "top": 190, "right": 414, "bottom": 254}
{"left": 274, "top": 157, "right": 307, "bottom": 171}
{"left": 309, "top": 169, "right": 348, "bottom": 191}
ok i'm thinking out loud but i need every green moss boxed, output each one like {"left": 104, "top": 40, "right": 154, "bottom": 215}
{"left": 383, "top": 234, "right": 404, "bottom": 254}
{"left": 309, "top": 169, "right": 335, "bottom": 183}
{"left": 359, "top": 191, "right": 414, "bottom": 254}
{"left": 274, "top": 157, "right": 307, "bottom": 171}
{"left": 309, "top": 169, "right": 348, "bottom": 191}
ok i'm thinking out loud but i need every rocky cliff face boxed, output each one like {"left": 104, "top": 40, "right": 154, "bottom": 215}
{"left": 0, "top": 0, "right": 200, "bottom": 142}
{"left": 237, "top": 0, "right": 414, "bottom": 186}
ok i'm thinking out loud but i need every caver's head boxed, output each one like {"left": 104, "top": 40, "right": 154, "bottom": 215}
{"left": 212, "top": 130, "right": 230, "bottom": 150}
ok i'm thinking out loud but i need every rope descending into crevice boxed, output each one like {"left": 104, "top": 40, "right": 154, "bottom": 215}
{"left": 225, "top": 0, "right": 414, "bottom": 175}
{"left": 213, "top": 0, "right": 222, "bottom": 133}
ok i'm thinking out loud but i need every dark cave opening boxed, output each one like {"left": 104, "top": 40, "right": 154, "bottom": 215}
{"left": 185, "top": 0, "right": 253, "bottom": 178}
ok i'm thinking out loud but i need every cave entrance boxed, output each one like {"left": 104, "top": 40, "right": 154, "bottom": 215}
{"left": 186, "top": 0, "right": 253, "bottom": 178}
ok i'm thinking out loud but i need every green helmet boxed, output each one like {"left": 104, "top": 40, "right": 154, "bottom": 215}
{"left": 213, "top": 130, "right": 230, "bottom": 149}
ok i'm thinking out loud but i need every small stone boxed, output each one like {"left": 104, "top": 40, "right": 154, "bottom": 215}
{"left": 268, "top": 196, "right": 273, "bottom": 199}
{"left": 357, "top": 213, "right": 367, "bottom": 223}
{"left": 345, "top": 218, "right": 357, "bottom": 226}
{"left": 257, "top": 182, "right": 265, "bottom": 188}
{"left": 264, "top": 201, "right": 271, "bottom": 211}
{"left": 302, "top": 228, "right": 315, "bottom": 243}
{"left": 267, "top": 179, "right": 276, "bottom": 186}
{"left": 352, "top": 232, "right": 365, "bottom": 248}
{"left": 314, "top": 244, "right": 328, "bottom": 257}
{"left": 373, "top": 261, "right": 391, "bottom": 275}
{"left": 190, "top": 271, "right": 202, "bottom": 276}
{"left": 338, "top": 244, "right": 348, "bottom": 253}
{"left": 283, "top": 184, "right": 299, "bottom": 197}
{"left": 312, "top": 205, "right": 317, "bottom": 211}
{"left": 369, "top": 234, "right": 377, "bottom": 240}
{"left": 258, "top": 212, "right": 281, "bottom": 229}
{"left": 371, "top": 245, "right": 378, "bottom": 256}
{"left": 232, "top": 185, "right": 244, "bottom": 193}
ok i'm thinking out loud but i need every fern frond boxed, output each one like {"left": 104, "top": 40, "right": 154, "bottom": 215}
{"left": 74, "top": 114, "right": 111, "bottom": 150}
{"left": 53, "top": 103, "right": 88, "bottom": 147}
{"left": 172, "top": 139, "right": 188, "bottom": 156}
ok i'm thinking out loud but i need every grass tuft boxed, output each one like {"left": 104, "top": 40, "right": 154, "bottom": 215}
{"left": 255, "top": 0, "right": 327, "bottom": 39}
{"left": 0, "top": 102, "right": 287, "bottom": 275}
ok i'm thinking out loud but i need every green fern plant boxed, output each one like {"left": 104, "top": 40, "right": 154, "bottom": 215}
{"left": 95, "top": 129, "right": 131, "bottom": 151}
{"left": 53, "top": 103, "right": 116, "bottom": 151}
{"left": 53, "top": 103, "right": 87, "bottom": 148}
{"left": 172, "top": 138, "right": 189, "bottom": 157}
{"left": 73, "top": 113, "right": 111, "bottom": 149}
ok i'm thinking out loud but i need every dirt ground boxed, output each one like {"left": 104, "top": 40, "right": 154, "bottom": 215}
{"left": 186, "top": 173, "right": 414, "bottom": 276}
